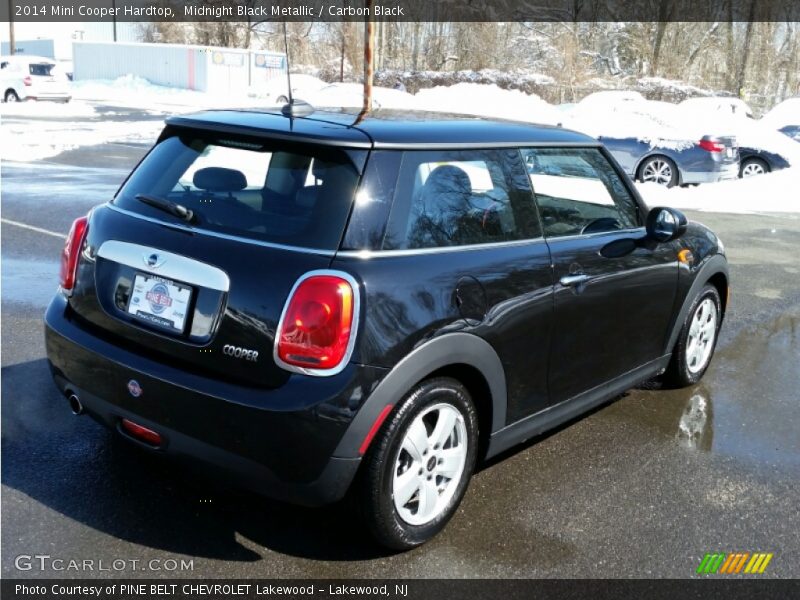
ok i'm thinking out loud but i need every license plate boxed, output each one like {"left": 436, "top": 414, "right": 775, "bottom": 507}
{"left": 726, "top": 148, "right": 734, "bottom": 158}
{"left": 127, "top": 274, "right": 192, "bottom": 333}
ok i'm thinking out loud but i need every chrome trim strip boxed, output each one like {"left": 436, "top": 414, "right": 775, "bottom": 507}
{"left": 372, "top": 141, "right": 602, "bottom": 150}
{"left": 97, "top": 240, "right": 231, "bottom": 292}
{"left": 336, "top": 237, "right": 547, "bottom": 259}
{"left": 544, "top": 227, "right": 647, "bottom": 243}
{"left": 106, "top": 205, "right": 336, "bottom": 257}
{"left": 273, "top": 270, "right": 361, "bottom": 377}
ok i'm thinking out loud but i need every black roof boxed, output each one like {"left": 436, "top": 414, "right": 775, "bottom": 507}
{"left": 165, "top": 107, "right": 597, "bottom": 149}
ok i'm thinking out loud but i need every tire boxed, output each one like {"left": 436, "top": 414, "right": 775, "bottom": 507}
{"left": 664, "top": 284, "right": 722, "bottom": 387}
{"left": 739, "top": 157, "right": 769, "bottom": 178}
{"left": 4, "top": 89, "right": 20, "bottom": 103}
{"left": 637, "top": 156, "right": 679, "bottom": 187}
{"left": 355, "top": 377, "right": 479, "bottom": 550}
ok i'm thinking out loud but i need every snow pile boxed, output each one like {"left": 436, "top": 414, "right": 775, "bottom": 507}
{"left": 760, "top": 98, "right": 800, "bottom": 129}
{"left": 562, "top": 92, "right": 702, "bottom": 149}
{"left": 70, "top": 74, "right": 264, "bottom": 112}
{"left": 415, "top": 82, "right": 561, "bottom": 125}
{"left": 637, "top": 167, "right": 800, "bottom": 214}
{"left": 309, "top": 83, "right": 418, "bottom": 110}
{"left": 634, "top": 77, "right": 714, "bottom": 102}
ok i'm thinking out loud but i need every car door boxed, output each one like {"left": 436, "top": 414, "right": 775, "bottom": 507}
{"left": 522, "top": 146, "right": 678, "bottom": 404}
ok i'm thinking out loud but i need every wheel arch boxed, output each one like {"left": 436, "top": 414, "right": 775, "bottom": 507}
{"left": 664, "top": 254, "right": 729, "bottom": 355}
{"left": 635, "top": 152, "right": 682, "bottom": 185}
{"left": 333, "top": 333, "right": 507, "bottom": 459}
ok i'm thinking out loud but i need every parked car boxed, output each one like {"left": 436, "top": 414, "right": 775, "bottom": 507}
{"left": 760, "top": 98, "right": 800, "bottom": 143}
{"left": 0, "top": 55, "right": 71, "bottom": 102}
{"left": 0, "top": 58, "right": 28, "bottom": 102}
{"left": 45, "top": 109, "right": 728, "bottom": 549}
{"left": 566, "top": 96, "right": 739, "bottom": 187}
{"left": 679, "top": 96, "right": 795, "bottom": 177}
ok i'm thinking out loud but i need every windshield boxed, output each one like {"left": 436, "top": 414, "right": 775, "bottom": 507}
{"left": 114, "top": 133, "right": 365, "bottom": 250}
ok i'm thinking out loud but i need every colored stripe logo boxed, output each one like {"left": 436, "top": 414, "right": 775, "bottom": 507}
{"left": 697, "top": 552, "right": 773, "bottom": 574}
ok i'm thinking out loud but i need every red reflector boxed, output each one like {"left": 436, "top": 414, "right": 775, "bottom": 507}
{"left": 59, "top": 216, "right": 89, "bottom": 291}
{"left": 358, "top": 404, "right": 394, "bottom": 456}
{"left": 276, "top": 274, "right": 356, "bottom": 373}
{"left": 699, "top": 139, "right": 724, "bottom": 152}
{"left": 120, "top": 419, "right": 163, "bottom": 447}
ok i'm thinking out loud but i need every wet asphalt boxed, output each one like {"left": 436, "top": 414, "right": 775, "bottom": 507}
{"left": 1, "top": 141, "right": 799, "bottom": 579}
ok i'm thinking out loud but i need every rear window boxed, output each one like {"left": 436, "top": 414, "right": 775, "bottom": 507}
{"left": 29, "top": 63, "right": 54, "bottom": 76}
{"left": 113, "top": 133, "right": 365, "bottom": 250}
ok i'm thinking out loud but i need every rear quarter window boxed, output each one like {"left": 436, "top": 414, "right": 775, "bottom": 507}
{"left": 381, "top": 149, "right": 541, "bottom": 250}
{"left": 113, "top": 133, "right": 366, "bottom": 250}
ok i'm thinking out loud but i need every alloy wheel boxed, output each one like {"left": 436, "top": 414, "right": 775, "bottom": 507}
{"left": 392, "top": 403, "right": 468, "bottom": 526}
{"left": 686, "top": 298, "right": 718, "bottom": 374}
{"left": 641, "top": 159, "right": 673, "bottom": 185}
{"left": 742, "top": 161, "right": 766, "bottom": 177}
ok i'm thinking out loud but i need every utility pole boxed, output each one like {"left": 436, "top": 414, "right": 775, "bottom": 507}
{"left": 112, "top": 0, "right": 117, "bottom": 41}
{"left": 359, "top": 0, "right": 374, "bottom": 118}
{"left": 8, "top": 0, "right": 16, "bottom": 54}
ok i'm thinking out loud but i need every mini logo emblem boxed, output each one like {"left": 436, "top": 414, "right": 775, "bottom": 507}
{"left": 143, "top": 253, "right": 166, "bottom": 269}
{"left": 145, "top": 282, "right": 172, "bottom": 314}
{"left": 127, "top": 380, "right": 142, "bottom": 397}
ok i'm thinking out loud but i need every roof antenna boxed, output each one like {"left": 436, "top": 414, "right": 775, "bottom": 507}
{"left": 280, "top": 21, "right": 313, "bottom": 117}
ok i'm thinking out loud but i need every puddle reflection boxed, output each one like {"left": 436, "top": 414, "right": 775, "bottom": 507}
{"left": 676, "top": 390, "right": 713, "bottom": 451}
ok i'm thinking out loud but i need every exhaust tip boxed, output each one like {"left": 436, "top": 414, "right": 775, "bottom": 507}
{"left": 67, "top": 393, "right": 84, "bottom": 415}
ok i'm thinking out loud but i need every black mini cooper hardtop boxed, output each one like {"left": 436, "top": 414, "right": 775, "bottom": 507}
{"left": 45, "top": 108, "right": 728, "bottom": 548}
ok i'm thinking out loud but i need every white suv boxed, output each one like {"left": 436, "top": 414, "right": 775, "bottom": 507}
{"left": 0, "top": 55, "right": 71, "bottom": 103}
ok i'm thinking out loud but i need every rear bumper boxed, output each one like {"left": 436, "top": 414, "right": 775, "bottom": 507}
{"left": 44, "top": 294, "right": 386, "bottom": 506}
{"left": 26, "top": 93, "right": 71, "bottom": 102}
{"left": 681, "top": 161, "right": 739, "bottom": 184}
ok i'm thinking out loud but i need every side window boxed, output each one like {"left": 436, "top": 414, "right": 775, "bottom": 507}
{"left": 521, "top": 147, "right": 640, "bottom": 238}
{"left": 383, "top": 149, "right": 540, "bottom": 250}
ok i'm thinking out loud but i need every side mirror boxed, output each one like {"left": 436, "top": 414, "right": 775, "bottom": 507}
{"left": 646, "top": 207, "right": 687, "bottom": 242}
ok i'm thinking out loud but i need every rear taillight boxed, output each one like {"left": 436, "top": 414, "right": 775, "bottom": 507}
{"left": 699, "top": 139, "right": 724, "bottom": 152}
{"left": 59, "top": 216, "right": 89, "bottom": 291}
{"left": 23, "top": 76, "right": 32, "bottom": 86}
{"left": 275, "top": 272, "right": 358, "bottom": 375}
{"left": 120, "top": 419, "right": 163, "bottom": 447}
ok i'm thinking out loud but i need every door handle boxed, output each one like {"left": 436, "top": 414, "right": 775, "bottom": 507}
{"left": 559, "top": 273, "right": 591, "bottom": 287}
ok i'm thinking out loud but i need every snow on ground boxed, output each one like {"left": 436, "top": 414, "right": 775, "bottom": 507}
{"left": 637, "top": 167, "right": 800, "bottom": 214}
{"left": 0, "top": 101, "right": 98, "bottom": 118}
{"left": 0, "top": 115, "right": 164, "bottom": 162}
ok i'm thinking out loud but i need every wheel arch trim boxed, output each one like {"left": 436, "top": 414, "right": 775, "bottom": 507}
{"left": 664, "top": 253, "right": 729, "bottom": 355}
{"left": 333, "top": 333, "right": 507, "bottom": 458}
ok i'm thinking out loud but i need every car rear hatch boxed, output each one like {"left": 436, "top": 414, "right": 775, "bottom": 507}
{"left": 29, "top": 62, "right": 69, "bottom": 96}
{"left": 67, "top": 116, "right": 370, "bottom": 388}
{"left": 700, "top": 134, "right": 739, "bottom": 166}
